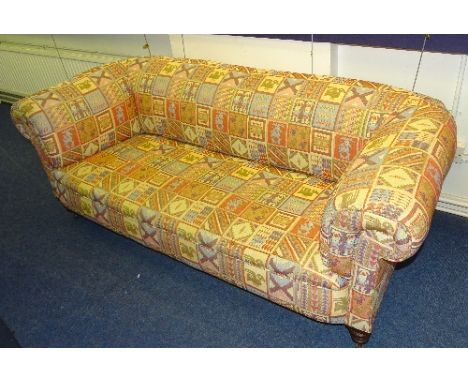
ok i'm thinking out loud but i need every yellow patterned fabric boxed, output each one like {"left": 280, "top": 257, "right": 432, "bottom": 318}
{"left": 11, "top": 56, "right": 457, "bottom": 336}
{"left": 320, "top": 99, "right": 456, "bottom": 331}
{"left": 52, "top": 134, "right": 350, "bottom": 323}
{"left": 10, "top": 57, "right": 148, "bottom": 171}
{"left": 132, "top": 57, "right": 399, "bottom": 182}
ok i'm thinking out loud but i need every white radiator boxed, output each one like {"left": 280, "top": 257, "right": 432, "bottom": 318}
{"left": 0, "top": 41, "right": 128, "bottom": 101}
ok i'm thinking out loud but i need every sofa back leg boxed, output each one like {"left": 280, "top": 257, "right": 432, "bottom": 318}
{"left": 346, "top": 326, "right": 371, "bottom": 347}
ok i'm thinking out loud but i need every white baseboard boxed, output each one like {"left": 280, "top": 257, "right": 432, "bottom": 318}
{"left": 437, "top": 193, "right": 468, "bottom": 218}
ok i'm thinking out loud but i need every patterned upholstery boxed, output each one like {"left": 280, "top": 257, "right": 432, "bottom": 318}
{"left": 11, "top": 55, "right": 457, "bottom": 336}
{"left": 132, "top": 56, "right": 389, "bottom": 181}
{"left": 10, "top": 57, "right": 148, "bottom": 171}
{"left": 51, "top": 134, "right": 351, "bottom": 323}
{"left": 320, "top": 99, "right": 457, "bottom": 331}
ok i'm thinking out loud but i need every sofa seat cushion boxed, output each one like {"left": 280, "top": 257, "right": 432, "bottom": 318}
{"left": 53, "top": 134, "right": 347, "bottom": 293}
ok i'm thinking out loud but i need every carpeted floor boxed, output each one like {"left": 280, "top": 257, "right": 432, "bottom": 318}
{"left": 0, "top": 318, "right": 20, "bottom": 347}
{"left": 0, "top": 101, "right": 467, "bottom": 348}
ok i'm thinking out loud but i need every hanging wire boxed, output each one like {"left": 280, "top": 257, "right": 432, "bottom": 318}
{"left": 181, "top": 34, "right": 187, "bottom": 58}
{"left": 143, "top": 34, "right": 152, "bottom": 57}
{"left": 50, "top": 34, "right": 71, "bottom": 81}
{"left": 412, "top": 34, "right": 430, "bottom": 91}
{"left": 310, "top": 34, "right": 314, "bottom": 74}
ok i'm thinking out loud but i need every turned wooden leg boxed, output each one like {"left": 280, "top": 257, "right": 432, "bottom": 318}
{"left": 346, "top": 326, "right": 371, "bottom": 347}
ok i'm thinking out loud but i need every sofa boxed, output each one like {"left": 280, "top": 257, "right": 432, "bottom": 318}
{"left": 10, "top": 55, "right": 457, "bottom": 346}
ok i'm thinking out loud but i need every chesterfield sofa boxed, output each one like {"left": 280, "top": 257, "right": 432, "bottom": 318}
{"left": 11, "top": 56, "right": 456, "bottom": 346}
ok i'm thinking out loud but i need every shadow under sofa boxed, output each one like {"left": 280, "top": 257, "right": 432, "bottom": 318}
{"left": 10, "top": 55, "right": 456, "bottom": 346}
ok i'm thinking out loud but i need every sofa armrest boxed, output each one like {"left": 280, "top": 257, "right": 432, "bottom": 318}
{"left": 10, "top": 57, "right": 147, "bottom": 170}
{"left": 320, "top": 98, "right": 456, "bottom": 278}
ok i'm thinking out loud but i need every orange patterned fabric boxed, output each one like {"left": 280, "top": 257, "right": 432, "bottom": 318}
{"left": 132, "top": 57, "right": 398, "bottom": 182}
{"left": 320, "top": 100, "right": 456, "bottom": 331}
{"left": 11, "top": 56, "right": 457, "bottom": 335}
{"left": 52, "top": 134, "right": 350, "bottom": 323}
{"left": 10, "top": 57, "right": 148, "bottom": 170}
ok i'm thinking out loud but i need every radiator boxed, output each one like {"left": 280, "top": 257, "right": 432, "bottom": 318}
{"left": 0, "top": 41, "right": 128, "bottom": 102}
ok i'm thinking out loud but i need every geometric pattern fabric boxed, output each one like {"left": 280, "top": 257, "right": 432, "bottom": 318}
{"left": 129, "top": 56, "right": 452, "bottom": 184}
{"left": 10, "top": 57, "right": 148, "bottom": 169}
{"left": 10, "top": 55, "right": 457, "bottom": 335}
{"left": 132, "top": 56, "right": 386, "bottom": 182}
{"left": 52, "top": 134, "right": 348, "bottom": 323}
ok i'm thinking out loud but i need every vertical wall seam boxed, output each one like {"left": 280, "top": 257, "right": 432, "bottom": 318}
{"left": 181, "top": 34, "right": 187, "bottom": 59}
{"left": 451, "top": 54, "right": 467, "bottom": 121}
{"left": 310, "top": 34, "right": 314, "bottom": 74}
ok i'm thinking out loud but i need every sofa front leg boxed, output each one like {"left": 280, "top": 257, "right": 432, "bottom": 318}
{"left": 346, "top": 326, "right": 371, "bottom": 347}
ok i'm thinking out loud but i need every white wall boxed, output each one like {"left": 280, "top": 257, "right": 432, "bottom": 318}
{"left": 169, "top": 35, "right": 468, "bottom": 215}
{"left": 0, "top": 34, "right": 172, "bottom": 58}
{"left": 0, "top": 35, "right": 172, "bottom": 96}
{"left": 169, "top": 34, "right": 336, "bottom": 75}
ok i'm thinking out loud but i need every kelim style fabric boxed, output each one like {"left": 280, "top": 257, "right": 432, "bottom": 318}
{"left": 11, "top": 55, "right": 456, "bottom": 338}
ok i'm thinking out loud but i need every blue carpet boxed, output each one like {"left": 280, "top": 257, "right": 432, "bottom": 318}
{"left": 0, "top": 318, "right": 20, "bottom": 347}
{"left": 0, "top": 101, "right": 467, "bottom": 347}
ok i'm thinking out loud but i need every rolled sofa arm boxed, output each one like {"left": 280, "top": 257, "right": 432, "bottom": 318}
{"left": 10, "top": 57, "right": 147, "bottom": 171}
{"left": 320, "top": 98, "right": 457, "bottom": 278}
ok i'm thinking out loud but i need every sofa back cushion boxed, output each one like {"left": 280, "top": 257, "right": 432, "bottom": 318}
{"left": 11, "top": 57, "right": 147, "bottom": 169}
{"left": 132, "top": 56, "right": 427, "bottom": 181}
